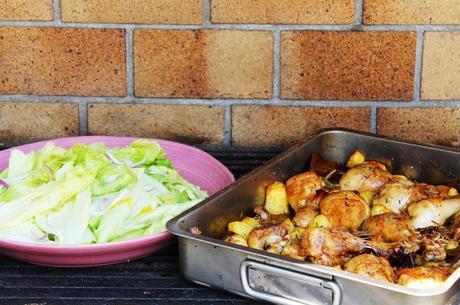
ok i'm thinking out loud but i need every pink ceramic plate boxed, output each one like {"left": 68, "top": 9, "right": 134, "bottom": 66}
{"left": 0, "top": 136, "right": 234, "bottom": 267}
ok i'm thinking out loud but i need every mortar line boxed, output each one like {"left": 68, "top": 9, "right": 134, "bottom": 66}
{"left": 370, "top": 107, "right": 377, "bottom": 133}
{"left": 1, "top": 95, "right": 459, "bottom": 108}
{"left": 223, "top": 105, "right": 232, "bottom": 147}
{"left": 125, "top": 26, "right": 134, "bottom": 97}
{"left": 273, "top": 30, "right": 281, "bottom": 99}
{"left": 203, "top": 0, "right": 211, "bottom": 26}
{"left": 413, "top": 30, "right": 425, "bottom": 102}
{"left": 354, "top": 0, "right": 364, "bottom": 26}
{"left": 2, "top": 20, "right": 460, "bottom": 32}
{"left": 78, "top": 102, "right": 88, "bottom": 135}
{"left": 53, "top": 0, "right": 62, "bottom": 25}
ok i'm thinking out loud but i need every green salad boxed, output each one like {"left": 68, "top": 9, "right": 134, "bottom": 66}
{"left": 0, "top": 140, "right": 207, "bottom": 245}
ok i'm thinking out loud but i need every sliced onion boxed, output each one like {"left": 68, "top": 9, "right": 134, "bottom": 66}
{"left": 0, "top": 179, "right": 9, "bottom": 189}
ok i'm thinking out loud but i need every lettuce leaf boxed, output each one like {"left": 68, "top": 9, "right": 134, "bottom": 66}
{"left": 0, "top": 139, "right": 207, "bottom": 244}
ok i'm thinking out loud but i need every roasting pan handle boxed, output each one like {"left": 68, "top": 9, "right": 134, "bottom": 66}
{"left": 240, "top": 260, "right": 341, "bottom": 305}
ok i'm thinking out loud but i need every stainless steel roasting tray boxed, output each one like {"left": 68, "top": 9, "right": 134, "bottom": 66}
{"left": 167, "top": 129, "right": 460, "bottom": 305}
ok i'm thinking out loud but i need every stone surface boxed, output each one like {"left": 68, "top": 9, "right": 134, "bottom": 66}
{"left": 134, "top": 30, "right": 273, "bottom": 98}
{"left": 61, "top": 0, "right": 202, "bottom": 24}
{"left": 364, "top": 0, "right": 460, "bottom": 24}
{"left": 0, "top": 0, "right": 53, "bottom": 21}
{"left": 211, "top": 0, "right": 354, "bottom": 24}
{"left": 0, "top": 102, "right": 79, "bottom": 144}
{"left": 0, "top": 27, "right": 126, "bottom": 96}
{"left": 88, "top": 104, "right": 225, "bottom": 145}
{"left": 281, "top": 31, "right": 416, "bottom": 101}
{"left": 232, "top": 106, "right": 371, "bottom": 147}
{"left": 377, "top": 107, "right": 460, "bottom": 147}
{"left": 422, "top": 32, "right": 460, "bottom": 100}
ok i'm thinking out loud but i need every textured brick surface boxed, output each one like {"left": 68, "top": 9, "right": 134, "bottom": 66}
{"left": 0, "top": 0, "right": 53, "bottom": 21}
{"left": 88, "top": 104, "right": 225, "bottom": 145}
{"left": 232, "top": 106, "right": 371, "bottom": 147}
{"left": 134, "top": 30, "right": 273, "bottom": 98}
{"left": 364, "top": 0, "right": 460, "bottom": 24}
{"left": 0, "top": 27, "right": 126, "bottom": 96}
{"left": 422, "top": 32, "right": 460, "bottom": 100}
{"left": 61, "top": 0, "right": 202, "bottom": 24}
{"left": 0, "top": 102, "right": 78, "bottom": 144}
{"left": 281, "top": 31, "right": 416, "bottom": 101}
{"left": 377, "top": 108, "right": 460, "bottom": 147}
{"left": 211, "top": 0, "right": 354, "bottom": 24}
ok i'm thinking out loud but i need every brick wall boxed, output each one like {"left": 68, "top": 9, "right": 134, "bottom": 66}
{"left": 0, "top": 1, "right": 459, "bottom": 148}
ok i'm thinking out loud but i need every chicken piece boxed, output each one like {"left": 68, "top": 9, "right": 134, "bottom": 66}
{"left": 286, "top": 171, "right": 324, "bottom": 211}
{"left": 300, "top": 227, "right": 373, "bottom": 266}
{"left": 373, "top": 179, "right": 454, "bottom": 215}
{"left": 344, "top": 254, "right": 395, "bottom": 283}
{"left": 293, "top": 206, "right": 318, "bottom": 228}
{"left": 363, "top": 212, "right": 417, "bottom": 243}
{"left": 372, "top": 176, "right": 414, "bottom": 213}
{"left": 247, "top": 223, "right": 289, "bottom": 254}
{"left": 339, "top": 161, "right": 391, "bottom": 193}
{"left": 397, "top": 266, "right": 453, "bottom": 288}
{"left": 418, "top": 226, "right": 451, "bottom": 262}
{"left": 320, "top": 191, "right": 369, "bottom": 232}
{"left": 410, "top": 184, "right": 452, "bottom": 202}
{"left": 407, "top": 196, "right": 460, "bottom": 228}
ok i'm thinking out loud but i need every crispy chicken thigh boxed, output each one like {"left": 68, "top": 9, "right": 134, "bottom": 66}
{"left": 344, "top": 254, "right": 395, "bottom": 283}
{"left": 292, "top": 206, "right": 318, "bottom": 228}
{"left": 300, "top": 227, "right": 373, "bottom": 266}
{"left": 247, "top": 223, "right": 289, "bottom": 254}
{"left": 286, "top": 171, "right": 324, "bottom": 211}
{"left": 339, "top": 161, "right": 391, "bottom": 193}
{"left": 407, "top": 196, "right": 460, "bottom": 228}
{"left": 372, "top": 176, "right": 414, "bottom": 213}
{"left": 320, "top": 191, "right": 370, "bottom": 232}
{"left": 363, "top": 212, "right": 417, "bottom": 243}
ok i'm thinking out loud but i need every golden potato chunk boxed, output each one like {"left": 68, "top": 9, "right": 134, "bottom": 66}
{"left": 265, "top": 182, "right": 289, "bottom": 215}
{"left": 346, "top": 150, "right": 366, "bottom": 168}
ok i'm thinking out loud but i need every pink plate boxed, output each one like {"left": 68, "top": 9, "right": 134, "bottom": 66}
{"left": 0, "top": 136, "right": 234, "bottom": 267}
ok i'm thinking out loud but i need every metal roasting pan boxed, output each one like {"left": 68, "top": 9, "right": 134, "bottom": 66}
{"left": 167, "top": 129, "right": 460, "bottom": 305}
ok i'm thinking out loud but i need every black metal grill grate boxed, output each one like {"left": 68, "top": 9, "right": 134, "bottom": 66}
{"left": 0, "top": 148, "right": 277, "bottom": 305}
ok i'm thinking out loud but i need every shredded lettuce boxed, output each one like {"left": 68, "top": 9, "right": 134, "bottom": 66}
{"left": 0, "top": 139, "right": 207, "bottom": 244}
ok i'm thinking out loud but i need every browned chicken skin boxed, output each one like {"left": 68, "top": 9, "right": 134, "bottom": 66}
{"left": 300, "top": 227, "right": 373, "bottom": 266}
{"left": 292, "top": 206, "right": 318, "bottom": 228}
{"left": 372, "top": 176, "right": 414, "bottom": 213}
{"left": 344, "top": 254, "right": 395, "bottom": 283}
{"left": 397, "top": 266, "right": 453, "bottom": 287}
{"left": 320, "top": 191, "right": 369, "bottom": 232}
{"left": 407, "top": 195, "right": 460, "bottom": 228}
{"left": 339, "top": 161, "right": 391, "bottom": 193}
{"left": 247, "top": 223, "right": 289, "bottom": 254}
{"left": 286, "top": 171, "right": 324, "bottom": 211}
{"left": 364, "top": 212, "right": 417, "bottom": 243}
